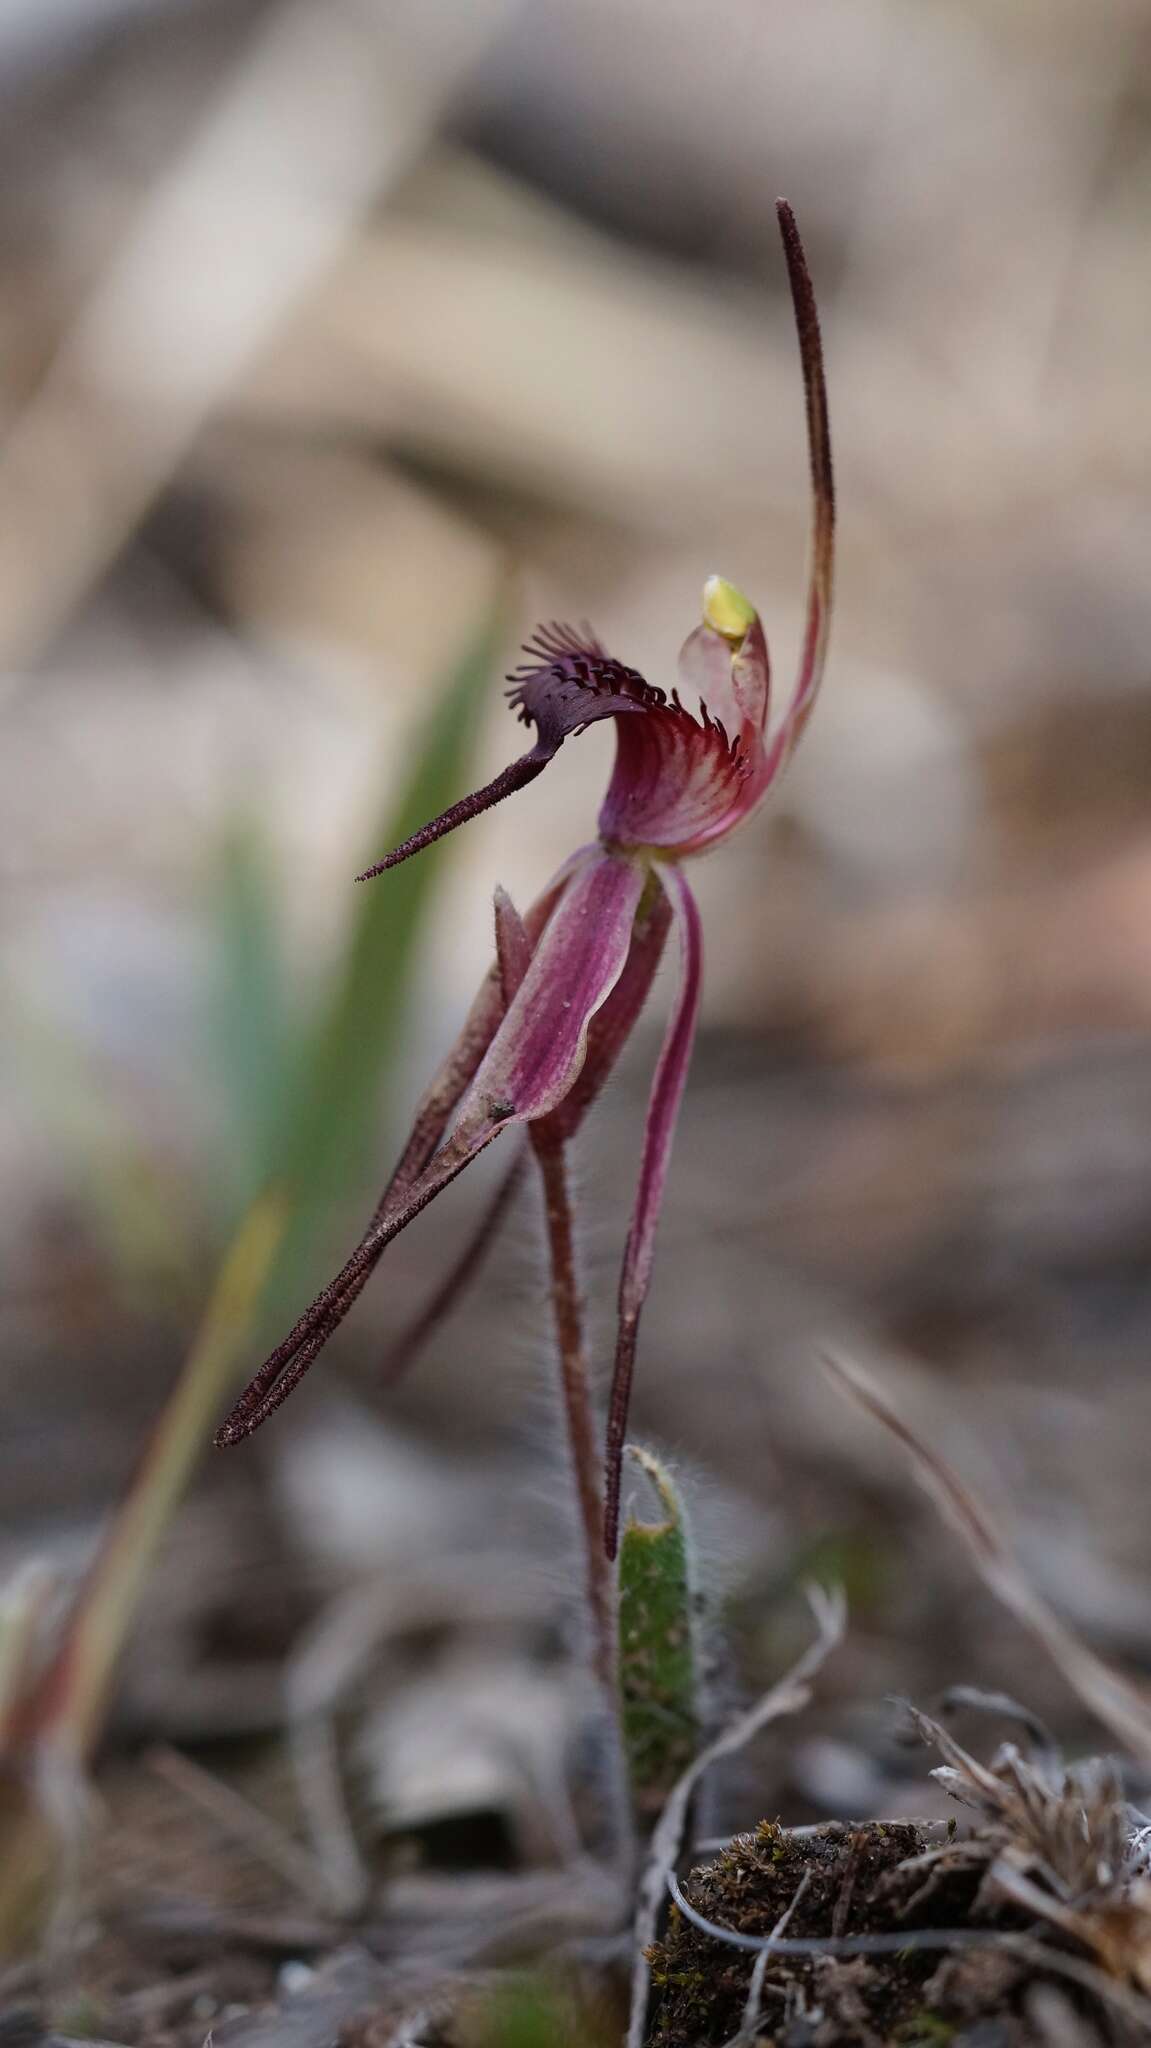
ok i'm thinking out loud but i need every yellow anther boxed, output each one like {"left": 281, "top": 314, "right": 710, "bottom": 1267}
{"left": 702, "top": 574, "right": 756, "bottom": 644}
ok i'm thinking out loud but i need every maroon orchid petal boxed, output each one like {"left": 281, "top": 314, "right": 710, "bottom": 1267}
{"left": 213, "top": 1116, "right": 506, "bottom": 1444}
{"left": 357, "top": 627, "right": 651, "bottom": 883}
{"left": 373, "top": 933, "right": 513, "bottom": 1205}
{"left": 364, "top": 883, "right": 538, "bottom": 1392}
{"left": 377, "top": 873, "right": 674, "bottom": 1383}
{"left": 603, "top": 865, "right": 703, "bottom": 1559}
{"left": 258, "top": 865, "right": 579, "bottom": 1424}
{"left": 214, "top": 850, "right": 646, "bottom": 1444}
{"left": 216, "top": 932, "right": 524, "bottom": 1445}
{"left": 547, "top": 876, "right": 672, "bottom": 1140}
{"left": 356, "top": 755, "right": 552, "bottom": 882}
{"left": 636, "top": 199, "right": 832, "bottom": 846}
{"left": 465, "top": 850, "right": 646, "bottom": 1125}
{"left": 763, "top": 197, "right": 835, "bottom": 782}
{"left": 379, "top": 875, "right": 674, "bottom": 1383}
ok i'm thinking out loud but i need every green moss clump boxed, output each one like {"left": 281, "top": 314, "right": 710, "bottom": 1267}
{"left": 645, "top": 1820, "right": 957, "bottom": 2046}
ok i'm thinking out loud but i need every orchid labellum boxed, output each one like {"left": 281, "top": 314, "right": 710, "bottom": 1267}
{"left": 216, "top": 201, "right": 834, "bottom": 1651}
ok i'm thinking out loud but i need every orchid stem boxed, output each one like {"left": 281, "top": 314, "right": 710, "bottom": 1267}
{"left": 532, "top": 1135, "right": 615, "bottom": 1691}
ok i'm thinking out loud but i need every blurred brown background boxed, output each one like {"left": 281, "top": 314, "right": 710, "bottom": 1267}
{"left": 2, "top": 0, "right": 1151, "bottom": 1971}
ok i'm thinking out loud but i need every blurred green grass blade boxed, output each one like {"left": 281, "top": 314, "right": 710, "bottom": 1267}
{"left": 617, "top": 1445, "right": 701, "bottom": 1823}
{"left": 265, "top": 598, "right": 506, "bottom": 1305}
{"left": 0, "top": 600, "right": 508, "bottom": 1951}
{"left": 209, "top": 822, "right": 292, "bottom": 1212}
{"left": 1, "top": 599, "right": 505, "bottom": 1806}
{"left": 0, "top": 1194, "right": 287, "bottom": 1964}
{"left": 26, "top": 1189, "right": 289, "bottom": 1764}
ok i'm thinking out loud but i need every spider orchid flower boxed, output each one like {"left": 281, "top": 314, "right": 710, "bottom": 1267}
{"left": 215, "top": 200, "right": 834, "bottom": 1565}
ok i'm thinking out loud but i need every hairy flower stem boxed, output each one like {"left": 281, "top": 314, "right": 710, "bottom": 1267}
{"left": 533, "top": 1134, "right": 615, "bottom": 1691}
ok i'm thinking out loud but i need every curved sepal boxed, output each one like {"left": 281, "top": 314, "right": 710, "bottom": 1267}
{"left": 214, "top": 851, "right": 648, "bottom": 1444}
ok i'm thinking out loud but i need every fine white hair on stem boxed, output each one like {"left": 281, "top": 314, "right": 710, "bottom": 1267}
{"left": 626, "top": 1582, "right": 845, "bottom": 2048}
{"left": 823, "top": 1348, "right": 1151, "bottom": 1768}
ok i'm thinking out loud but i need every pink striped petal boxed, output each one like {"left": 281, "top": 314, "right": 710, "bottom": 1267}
{"left": 459, "top": 850, "right": 647, "bottom": 1130}
{"left": 603, "top": 865, "right": 703, "bottom": 1558}
{"left": 375, "top": 871, "right": 671, "bottom": 1385}
{"left": 547, "top": 877, "right": 672, "bottom": 1141}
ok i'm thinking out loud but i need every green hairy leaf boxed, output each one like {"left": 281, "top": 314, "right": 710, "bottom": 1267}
{"left": 617, "top": 1445, "right": 701, "bottom": 1819}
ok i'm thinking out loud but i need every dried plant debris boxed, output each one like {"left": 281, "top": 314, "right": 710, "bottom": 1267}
{"left": 903, "top": 1704, "right": 1151, "bottom": 2001}
{"left": 644, "top": 1710, "right": 1151, "bottom": 2047}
